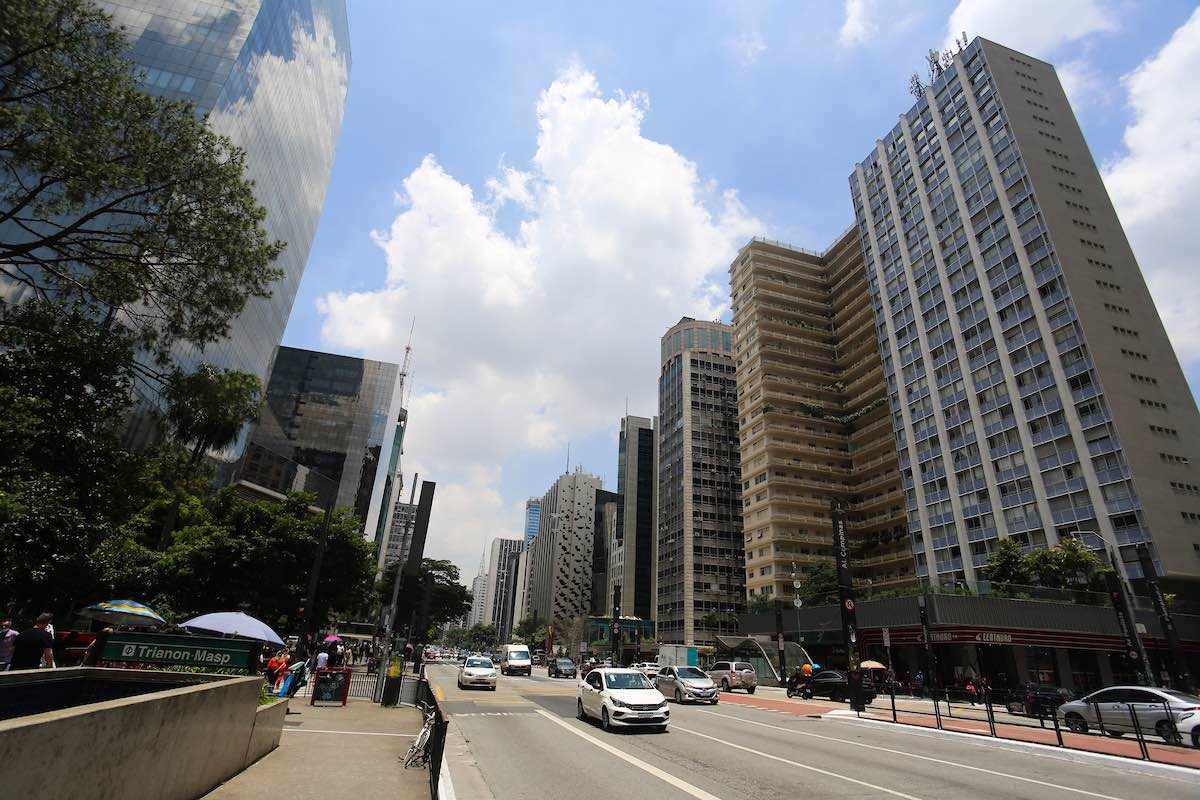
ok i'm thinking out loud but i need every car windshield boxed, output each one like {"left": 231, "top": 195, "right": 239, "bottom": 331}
{"left": 466, "top": 658, "right": 492, "bottom": 668}
{"left": 677, "top": 667, "right": 706, "bottom": 679}
{"left": 556, "top": 659, "right": 573, "bottom": 667}
{"left": 735, "top": 663, "right": 753, "bottom": 671}
{"left": 510, "top": 651, "right": 530, "bottom": 660}
{"left": 605, "top": 672, "right": 653, "bottom": 690}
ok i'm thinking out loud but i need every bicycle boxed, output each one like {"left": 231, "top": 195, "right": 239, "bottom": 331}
{"left": 402, "top": 701, "right": 437, "bottom": 769}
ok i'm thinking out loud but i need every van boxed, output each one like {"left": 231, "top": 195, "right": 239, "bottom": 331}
{"left": 499, "top": 644, "right": 532, "bottom": 676}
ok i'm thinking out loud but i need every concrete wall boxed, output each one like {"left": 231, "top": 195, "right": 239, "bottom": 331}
{"left": 244, "top": 697, "right": 289, "bottom": 767}
{"left": 0, "top": 671, "right": 265, "bottom": 800}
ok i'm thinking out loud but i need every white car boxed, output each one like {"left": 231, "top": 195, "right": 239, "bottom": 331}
{"left": 457, "top": 656, "right": 498, "bottom": 691}
{"left": 577, "top": 668, "right": 669, "bottom": 732}
{"left": 632, "top": 662, "right": 660, "bottom": 679}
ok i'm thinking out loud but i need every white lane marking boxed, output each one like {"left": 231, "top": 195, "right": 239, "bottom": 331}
{"left": 533, "top": 710, "right": 722, "bottom": 800}
{"left": 672, "top": 725, "right": 924, "bottom": 799}
{"left": 695, "top": 709, "right": 1129, "bottom": 800}
{"left": 282, "top": 729, "right": 417, "bottom": 737}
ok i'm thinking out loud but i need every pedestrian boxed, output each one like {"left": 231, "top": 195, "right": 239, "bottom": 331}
{"left": 0, "top": 619, "right": 18, "bottom": 671}
{"left": 266, "top": 649, "right": 288, "bottom": 684}
{"left": 965, "top": 678, "right": 978, "bottom": 706}
{"left": 316, "top": 647, "right": 330, "bottom": 671}
{"left": 10, "top": 613, "right": 56, "bottom": 671}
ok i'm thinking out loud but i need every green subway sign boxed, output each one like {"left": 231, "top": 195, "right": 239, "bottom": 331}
{"left": 101, "top": 632, "right": 257, "bottom": 670}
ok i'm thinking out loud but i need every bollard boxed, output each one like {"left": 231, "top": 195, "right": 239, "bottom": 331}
{"left": 984, "top": 692, "right": 997, "bottom": 738}
{"left": 1127, "top": 703, "right": 1150, "bottom": 760}
{"left": 890, "top": 680, "right": 898, "bottom": 723}
{"left": 1051, "top": 706, "right": 1065, "bottom": 747}
{"left": 932, "top": 688, "right": 943, "bottom": 730}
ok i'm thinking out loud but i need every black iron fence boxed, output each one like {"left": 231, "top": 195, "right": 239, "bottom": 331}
{"left": 859, "top": 686, "right": 1198, "bottom": 768}
{"left": 415, "top": 677, "right": 450, "bottom": 797}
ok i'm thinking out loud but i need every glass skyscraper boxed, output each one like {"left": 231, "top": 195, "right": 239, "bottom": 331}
{"left": 238, "top": 346, "right": 398, "bottom": 519}
{"left": 101, "top": 0, "right": 352, "bottom": 451}
{"left": 524, "top": 498, "right": 542, "bottom": 545}
{"left": 851, "top": 37, "right": 1200, "bottom": 587}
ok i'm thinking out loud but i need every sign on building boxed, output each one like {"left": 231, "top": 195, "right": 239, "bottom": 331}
{"left": 101, "top": 632, "right": 258, "bottom": 671}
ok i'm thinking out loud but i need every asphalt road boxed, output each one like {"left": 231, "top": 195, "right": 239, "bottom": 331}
{"left": 425, "top": 662, "right": 1197, "bottom": 800}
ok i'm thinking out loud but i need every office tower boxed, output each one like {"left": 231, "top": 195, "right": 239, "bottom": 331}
{"left": 511, "top": 550, "right": 530, "bottom": 628}
{"left": 608, "top": 416, "right": 658, "bottom": 619}
{"left": 468, "top": 570, "right": 489, "bottom": 628}
{"left": 850, "top": 37, "right": 1200, "bottom": 586}
{"left": 238, "top": 346, "right": 399, "bottom": 520}
{"left": 729, "top": 233, "right": 913, "bottom": 600}
{"left": 499, "top": 548, "right": 523, "bottom": 643}
{"left": 524, "top": 499, "right": 542, "bottom": 545}
{"left": 524, "top": 469, "right": 605, "bottom": 625}
{"left": 657, "top": 318, "right": 745, "bottom": 646}
{"left": 595, "top": 490, "right": 619, "bottom": 615}
{"left": 99, "top": 0, "right": 351, "bottom": 451}
{"left": 483, "top": 538, "right": 525, "bottom": 633}
{"left": 370, "top": 409, "right": 408, "bottom": 546}
{"left": 378, "top": 501, "right": 418, "bottom": 571}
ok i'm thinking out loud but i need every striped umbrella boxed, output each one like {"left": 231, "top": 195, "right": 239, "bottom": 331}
{"left": 80, "top": 600, "right": 166, "bottom": 628}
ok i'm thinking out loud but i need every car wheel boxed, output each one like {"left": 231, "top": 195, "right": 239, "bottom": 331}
{"left": 654, "top": 725, "right": 669, "bottom": 733}
{"left": 490, "top": 685, "right": 497, "bottom": 692}
{"left": 721, "top": 679, "right": 730, "bottom": 692}
{"left": 577, "top": 699, "right": 586, "bottom": 720}
{"left": 1105, "top": 730, "right": 1124, "bottom": 738}
{"left": 711, "top": 698, "right": 719, "bottom": 705}
{"left": 747, "top": 687, "right": 756, "bottom": 695}
{"left": 1191, "top": 729, "right": 1199, "bottom": 749}
{"left": 1155, "top": 720, "right": 1182, "bottom": 745}
{"left": 1064, "top": 713, "right": 1088, "bottom": 734}
{"left": 802, "top": 688, "right": 813, "bottom": 699}
{"left": 601, "top": 707, "right": 611, "bottom": 731}
{"left": 675, "top": 689, "right": 684, "bottom": 704}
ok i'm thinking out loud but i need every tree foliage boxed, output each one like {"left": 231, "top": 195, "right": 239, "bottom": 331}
{"left": 983, "top": 537, "right": 1109, "bottom": 592}
{"left": 1, "top": 0, "right": 283, "bottom": 360}
{"left": 378, "top": 558, "right": 472, "bottom": 640}
{"left": 164, "top": 365, "right": 263, "bottom": 464}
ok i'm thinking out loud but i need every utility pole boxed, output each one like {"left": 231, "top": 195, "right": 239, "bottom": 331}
{"left": 1104, "top": 547, "right": 1150, "bottom": 685}
{"left": 610, "top": 584, "right": 621, "bottom": 665}
{"left": 774, "top": 603, "right": 787, "bottom": 680}
{"left": 832, "top": 497, "right": 863, "bottom": 710}
{"left": 297, "top": 499, "right": 334, "bottom": 661}
{"left": 1136, "top": 545, "right": 1189, "bottom": 690}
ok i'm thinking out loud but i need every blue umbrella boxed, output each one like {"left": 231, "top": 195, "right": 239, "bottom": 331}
{"left": 180, "top": 611, "right": 285, "bottom": 647}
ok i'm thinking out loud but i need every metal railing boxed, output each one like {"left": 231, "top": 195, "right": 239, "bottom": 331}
{"left": 415, "top": 676, "right": 450, "bottom": 797}
{"left": 859, "top": 685, "right": 1198, "bottom": 768}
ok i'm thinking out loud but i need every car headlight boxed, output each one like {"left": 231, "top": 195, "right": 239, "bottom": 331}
{"left": 609, "top": 697, "right": 628, "bottom": 708}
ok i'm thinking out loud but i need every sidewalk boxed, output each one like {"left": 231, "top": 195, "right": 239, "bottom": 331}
{"left": 202, "top": 699, "right": 430, "bottom": 799}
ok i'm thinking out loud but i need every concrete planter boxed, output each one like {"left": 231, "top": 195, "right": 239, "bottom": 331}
{"left": 245, "top": 696, "right": 289, "bottom": 766}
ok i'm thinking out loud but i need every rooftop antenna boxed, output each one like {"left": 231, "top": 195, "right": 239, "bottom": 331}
{"left": 397, "top": 318, "right": 415, "bottom": 409}
{"left": 566, "top": 442, "right": 570, "bottom": 474}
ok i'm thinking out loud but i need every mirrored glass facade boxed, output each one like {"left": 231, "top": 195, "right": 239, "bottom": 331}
{"left": 240, "top": 346, "right": 398, "bottom": 519}
{"left": 102, "top": 0, "right": 352, "bottom": 453}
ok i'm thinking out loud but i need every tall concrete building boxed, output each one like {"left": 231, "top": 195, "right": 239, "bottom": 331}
{"left": 468, "top": 571, "right": 489, "bottom": 628}
{"left": 524, "top": 469, "right": 605, "bottom": 625}
{"left": 97, "top": 0, "right": 352, "bottom": 454}
{"left": 377, "top": 500, "right": 417, "bottom": 572}
{"left": 595, "top": 490, "right": 619, "bottom": 615}
{"left": 657, "top": 318, "right": 746, "bottom": 646}
{"left": 729, "top": 234, "right": 913, "bottom": 600}
{"left": 607, "top": 416, "right": 658, "bottom": 619}
{"left": 482, "top": 538, "right": 524, "bottom": 633}
{"left": 850, "top": 37, "right": 1200, "bottom": 587}
{"left": 238, "top": 346, "right": 399, "bottom": 520}
{"left": 524, "top": 499, "right": 542, "bottom": 545}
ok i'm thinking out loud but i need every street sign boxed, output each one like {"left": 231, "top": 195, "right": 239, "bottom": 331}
{"left": 102, "top": 632, "right": 257, "bottom": 670}
{"left": 792, "top": 579, "right": 802, "bottom": 589}
{"left": 882, "top": 627, "right": 890, "bottom": 648}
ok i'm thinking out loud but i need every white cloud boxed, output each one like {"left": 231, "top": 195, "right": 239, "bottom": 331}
{"left": 943, "top": 0, "right": 1116, "bottom": 56}
{"left": 838, "top": 0, "right": 877, "bottom": 48}
{"left": 1056, "top": 59, "right": 1106, "bottom": 109}
{"left": 318, "top": 66, "right": 761, "bottom": 581}
{"left": 1103, "top": 8, "right": 1200, "bottom": 368}
{"left": 727, "top": 31, "right": 767, "bottom": 64}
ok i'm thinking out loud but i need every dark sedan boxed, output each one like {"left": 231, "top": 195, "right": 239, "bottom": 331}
{"left": 548, "top": 658, "right": 577, "bottom": 678}
{"left": 801, "top": 669, "right": 877, "bottom": 703}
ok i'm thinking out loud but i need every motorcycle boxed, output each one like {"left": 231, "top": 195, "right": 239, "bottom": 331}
{"left": 785, "top": 677, "right": 811, "bottom": 699}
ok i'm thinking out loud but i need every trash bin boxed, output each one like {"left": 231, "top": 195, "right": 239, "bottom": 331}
{"left": 381, "top": 656, "right": 403, "bottom": 706}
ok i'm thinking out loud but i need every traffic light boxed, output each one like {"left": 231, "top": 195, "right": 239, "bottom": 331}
{"left": 612, "top": 585, "right": 621, "bottom": 619}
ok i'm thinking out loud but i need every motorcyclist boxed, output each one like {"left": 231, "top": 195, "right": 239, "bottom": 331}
{"left": 787, "top": 662, "right": 813, "bottom": 696}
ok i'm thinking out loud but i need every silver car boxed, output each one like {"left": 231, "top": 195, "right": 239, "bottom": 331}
{"left": 707, "top": 661, "right": 758, "bottom": 694}
{"left": 657, "top": 665, "right": 719, "bottom": 704}
{"left": 1057, "top": 686, "right": 1200, "bottom": 744}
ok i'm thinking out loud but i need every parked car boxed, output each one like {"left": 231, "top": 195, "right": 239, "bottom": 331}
{"left": 656, "top": 665, "right": 719, "bottom": 704}
{"left": 631, "top": 662, "right": 660, "bottom": 679}
{"left": 457, "top": 657, "right": 498, "bottom": 691}
{"left": 549, "top": 658, "right": 577, "bottom": 678}
{"left": 577, "top": 668, "right": 669, "bottom": 732}
{"left": 707, "top": 661, "right": 757, "bottom": 694}
{"left": 1057, "top": 686, "right": 1200, "bottom": 745}
{"left": 1005, "top": 682, "right": 1073, "bottom": 717}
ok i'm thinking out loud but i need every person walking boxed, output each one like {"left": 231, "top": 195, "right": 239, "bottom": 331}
{"left": 10, "top": 613, "right": 56, "bottom": 671}
{"left": 0, "top": 619, "right": 18, "bottom": 671}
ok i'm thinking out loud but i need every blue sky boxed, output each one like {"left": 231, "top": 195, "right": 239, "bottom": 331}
{"left": 282, "top": 0, "right": 1200, "bottom": 583}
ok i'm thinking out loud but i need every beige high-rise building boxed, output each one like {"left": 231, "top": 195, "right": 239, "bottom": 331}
{"left": 850, "top": 37, "right": 1200, "bottom": 587}
{"left": 730, "top": 232, "right": 913, "bottom": 600}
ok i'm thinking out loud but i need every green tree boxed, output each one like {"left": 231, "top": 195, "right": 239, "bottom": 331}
{"left": 983, "top": 538, "right": 1030, "bottom": 587}
{"left": 1, "top": 0, "right": 283, "bottom": 360}
{"left": 466, "top": 623, "right": 499, "bottom": 652}
{"left": 747, "top": 594, "right": 775, "bottom": 614}
{"left": 378, "top": 558, "right": 472, "bottom": 637}
{"left": 164, "top": 365, "right": 263, "bottom": 466}
{"left": 796, "top": 559, "right": 839, "bottom": 606}
{"left": 1023, "top": 537, "right": 1108, "bottom": 590}
{"left": 513, "top": 615, "right": 543, "bottom": 643}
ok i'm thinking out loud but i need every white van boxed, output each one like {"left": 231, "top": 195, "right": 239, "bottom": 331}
{"left": 499, "top": 644, "right": 532, "bottom": 676}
